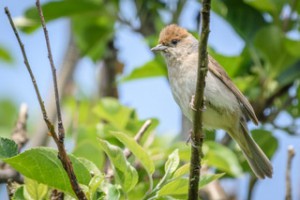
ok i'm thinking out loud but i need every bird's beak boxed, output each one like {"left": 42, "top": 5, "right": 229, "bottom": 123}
{"left": 151, "top": 44, "right": 167, "bottom": 52}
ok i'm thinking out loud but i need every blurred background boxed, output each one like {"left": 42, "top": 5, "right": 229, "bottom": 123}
{"left": 0, "top": 0, "right": 299, "bottom": 199}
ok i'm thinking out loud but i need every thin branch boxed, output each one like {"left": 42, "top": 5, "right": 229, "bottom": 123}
{"left": 188, "top": 0, "right": 211, "bottom": 199}
{"left": 4, "top": 8, "right": 52, "bottom": 133}
{"left": 5, "top": 6, "right": 87, "bottom": 200}
{"left": 286, "top": 145, "right": 295, "bottom": 200}
{"left": 35, "top": 0, "right": 65, "bottom": 142}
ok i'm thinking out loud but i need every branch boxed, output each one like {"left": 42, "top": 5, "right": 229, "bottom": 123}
{"left": 286, "top": 145, "right": 295, "bottom": 200}
{"left": 35, "top": 0, "right": 65, "bottom": 141}
{"left": 188, "top": 0, "right": 211, "bottom": 199}
{"left": 5, "top": 6, "right": 87, "bottom": 200}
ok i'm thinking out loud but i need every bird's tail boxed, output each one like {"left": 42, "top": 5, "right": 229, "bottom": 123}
{"left": 230, "top": 122, "right": 273, "bottom": 179}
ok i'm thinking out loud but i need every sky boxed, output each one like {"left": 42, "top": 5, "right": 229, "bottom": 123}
{"left": 0, "top": 0, "right": 299, "bottom": 199}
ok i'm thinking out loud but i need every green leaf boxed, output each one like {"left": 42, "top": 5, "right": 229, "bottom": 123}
{"left": 93, "top": 98, "right": 134, "bottom": 130}
{"left": 78, "top": 157, "right": 101, "bottom": 177}
{"left": 283, "top": 38, "right": 300, "bottom": 57}
{"left": 0, "top": 137, "right": 18, "bottom": 159}
{"left": 121, "top": 57, "right": 167, "bottom": 82}
{"left": 0, "top": 46, "right": 13, "bottom": 63}
{"left": 199, "top": 173, "right": 225, "bottom": 188}
{"left": 277, "top": 60, "right": 300, "bottom": 86}
{"left": 212, "top": 0, "right": 267, "bottom": 41}
{"left": 110, "top": 131, "right": 155, "bottom": 174}
{"left": 173, "top": 163, "right": 190, "bottom": 179}
{"left": 24, "top": 178, "right": 48, "bottom": 200}
{"left": 165, "top": 149, "right": 180, "bottom": 175}
{"left": 205, "top": 141, "right": 243, "bottom": 177}
{"left": 88, "top": 174, "right": 104, "bottom": 200}
{"left": 2, "top": 145, "right": 91, "bottom": 197}
{"left": 157, "top": 178, "right": 188, "bottom": 197}
{"left": 22, "top": 0, "right": 103, "bottom": 32}
{"left": 254, "top": 26, "right": 295, "bottom": 71}
{"left": 157, "top": 173, "right": 224, "bottom": 197}
{"left": 12, "top": 186, "right": 25, "bottom": 200}
{"left": 107, "top": 184, "right": 121, "bottom": 200}
{"left": 244, "top": 0, "right": 277, "bottom": 13}
{"left": 97, "top": 138, "right": 138, "bottom": 192}
{"left": 73, "top": 127, "right": 105, "bottom": 169}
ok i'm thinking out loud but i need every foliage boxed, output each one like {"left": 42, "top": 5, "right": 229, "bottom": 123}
{"left": 1, "top": 0, "right": 299, "bottom": 199}
{"left": 0, "top": 98, "right": 233, "bottom": 199}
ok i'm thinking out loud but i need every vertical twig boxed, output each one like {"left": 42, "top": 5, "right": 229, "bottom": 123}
{"left": 286, "top": 145, "right": 295, "bottom": 200}
{"left": 4, "top": 6, "right": 87, "bottom": 200}
{"left": 188, "top": 0, "right": 211, "bottom": 199}
{"left": 35, "top": 0, "right": 65, "bottom": 141}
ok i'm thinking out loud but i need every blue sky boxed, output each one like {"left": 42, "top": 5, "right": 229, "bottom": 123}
{"left": 0, "top": 1, "right": 299, "bottom": 199}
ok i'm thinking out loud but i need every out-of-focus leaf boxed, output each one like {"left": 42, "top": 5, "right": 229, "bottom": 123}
{"left": 0, "top": 100, "right": 17, "bottom": 128}
{"left": 0, "top": 46, "right": 13, "bottom": 63}
{"left": 277, "top": 60, "right": 300, "bottom": 86}
{"left": 205, "top": 141, "right": 243, "bottom": 177}
{"left": 254, "top": 26, "right": 295, "bottom": 71}
{"left": 0, "top": 137, "right": 18, "bottom": 159}
{"left": 107, "top": 184, "right": 121, "bottom": 200}
{"left": 73, "top": 126, "right": 105, "bottom": 169}
{"left": 173, "top": 163, "right": 190, "bottom": 179}
{"left": 212, "top": 0, "right": 267, "bottom": 41}
{"left": 0, "top": 139, "right": 91, "bottom": 197}
{"left": 251, "top": 129, "right": 278, "bottom": 159}
{"left": 209, "top": 49, "right": 244, "bottom": 77}
{"left": 157, "top": 178, "right": 188, "bottom": 197}
{"left": 97, "top": 139, "right": 138, "bottom": 192}
{"left": 22, "top": 0, "right": 102, "bottom": 33}
{"left": 12, "top": 186, "right": 25, "bottom": 200}
{"left": 199, "top": 173, "right": 225, "bottom": 188}
{"left": 165, "top": 149, "right": 180, "bottom": 175}
{"left": 93, "top": 98, "right": 134, "bottom": 130}
{"left": 88, "top": 174, "right": 104, "bottom": 200}
{"left": 72, "top": 16, "right": 114, "bottom": 61}
{"left": 110, "top": 131, "right": 155, "bottom": 174}
{"left": 157, "top": 173, "right": 224, "bottom": 197}
{"left": 24, "top": 178, "right": 48, "bottom": 200}
{"left": 283, "top": 38, "right": 300, "bottom": 57}
{"left": 78, "top": 157, "right": 101, "bottom": 177}
{"left": 121, "top": 57, "right": 167, "bottom": 82}
{"left": 244, "top": 0, "right": 277, "bottom": 13}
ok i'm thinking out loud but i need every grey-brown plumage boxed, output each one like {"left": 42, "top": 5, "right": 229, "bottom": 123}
{"left": 152, "top": 24, "right": 273, "bottom": 179}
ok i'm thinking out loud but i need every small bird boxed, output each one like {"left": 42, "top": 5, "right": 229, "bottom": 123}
{"left": 151, "top": 24, "right": 272, "bottom": 179}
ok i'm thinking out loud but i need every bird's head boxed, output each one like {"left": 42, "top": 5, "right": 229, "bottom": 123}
{"left": 151, "top": 24, "right": 197, "bottom": 60}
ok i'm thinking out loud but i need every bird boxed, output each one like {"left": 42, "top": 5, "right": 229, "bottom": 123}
{"left": 151, "top": 24, "right": 273, "bottom": 179}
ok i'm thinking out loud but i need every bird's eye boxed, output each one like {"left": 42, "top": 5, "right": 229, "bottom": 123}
{"left": 171, "top": 39, "right": 179, "bottom": 45}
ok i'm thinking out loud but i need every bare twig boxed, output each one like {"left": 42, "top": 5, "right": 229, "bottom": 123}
{"left": 188, "top": 0, "right": 211, "bottom": 199}
{"left": 5, "top": 6, "right": 87, "bottom": 200}
{"left": 28, "top": 32, "right": 80, "bottom": 147}
{"left": 35, "top": 0, "right": 65, "bottom": 142}
{"left": 286, "top": 145, "right": 295, "bottom": 200}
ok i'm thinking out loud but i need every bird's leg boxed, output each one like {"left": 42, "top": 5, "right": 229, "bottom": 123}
{"left": 189, "top": 95, "right": 206, "bottom": 111}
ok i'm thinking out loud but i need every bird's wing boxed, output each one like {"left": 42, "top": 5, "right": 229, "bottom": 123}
{"left": 208, "top": 55, "right": 259, "bottom": 125}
